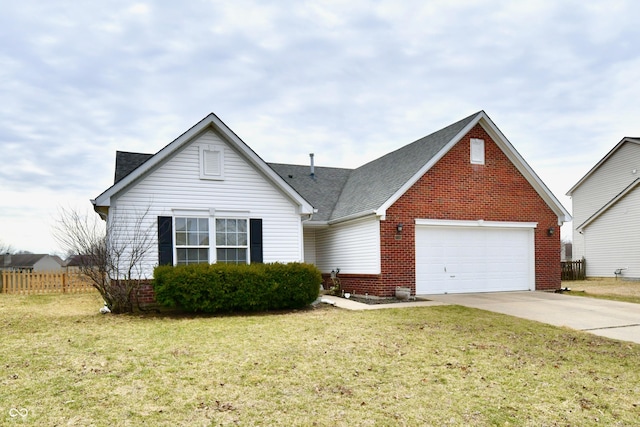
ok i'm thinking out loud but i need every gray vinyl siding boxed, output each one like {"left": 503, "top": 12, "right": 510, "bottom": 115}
{"left": 313, "top": 216, "right": 381, "bottom": 274}
{"left": 109, "top": 130, "right": 304, "bottom": 278}
{"left": 571, "top": 142, "right": 640, "bottom": 259}
{"left": 580, "top": 188, "right": 640, "bottom": 278}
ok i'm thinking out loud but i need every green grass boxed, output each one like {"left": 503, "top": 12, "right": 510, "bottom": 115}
{"left": 1, "top": 293, "right": 640, "bottom": 426}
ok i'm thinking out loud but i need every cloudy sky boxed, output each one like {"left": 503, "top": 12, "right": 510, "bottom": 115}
{"left": 1, "top": 0, "right": 639, "bottom": 254}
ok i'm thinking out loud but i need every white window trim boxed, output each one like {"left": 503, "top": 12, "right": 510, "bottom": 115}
{"left": 470, "top": 138, "right": 485, "bottom": 165}
{"left": 174, "top": 215, "right": 212, "bottom": 265}
{"left": 199, "top": 145, "right": 224, "bottom": 180}
{"left": 170, "top": 211, "right": 252, "bottom": 265}
{"left": 214, "top": 217, "right": 250, "bottom": 264}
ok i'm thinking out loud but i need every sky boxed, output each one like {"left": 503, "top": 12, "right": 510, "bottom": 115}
{"left": 1, "top": 0, "right": 640, "bottom": 255}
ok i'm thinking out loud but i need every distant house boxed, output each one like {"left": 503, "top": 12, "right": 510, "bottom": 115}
{"left": 1, "top": 253, "right": 64, "bottom": 272}
{"left": 63, "top": 255, "right": 95, "bottom": 273}
{"left": 561, "top": 242, "right": 573, "bottom": 261}
{"left": 567, "top": 137, "right": 640, "bottom": 278}
{"left": 92, "top": 111, "right": 570, "bottom": 297}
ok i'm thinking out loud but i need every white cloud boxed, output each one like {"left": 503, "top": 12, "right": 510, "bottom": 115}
{"left": 2, "top": 0, "right": 640, "bottom": 251}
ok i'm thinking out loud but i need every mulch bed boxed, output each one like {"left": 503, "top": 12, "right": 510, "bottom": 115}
{"left": 345, "top": 296, "right": 417, "bottom": 305}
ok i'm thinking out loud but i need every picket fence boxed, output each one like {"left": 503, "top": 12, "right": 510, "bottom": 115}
{"left": 0, "top": 270, "right": 96, "bottom": 295}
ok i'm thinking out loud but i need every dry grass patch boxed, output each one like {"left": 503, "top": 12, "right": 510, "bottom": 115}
{"left": 564, "top": 277, "right": 640, "bottom": 304}
{"left": 1, "top": 293, "right": 640, "bottom": 426}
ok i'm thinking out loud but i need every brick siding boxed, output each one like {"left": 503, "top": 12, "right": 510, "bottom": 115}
{"left": 338, "top": 123, "right": 561, "bottom": 296}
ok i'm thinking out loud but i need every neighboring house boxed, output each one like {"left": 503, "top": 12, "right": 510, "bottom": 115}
{"left": 1, "top": 253, "right": 64, "bottom": 272}
{"left": 92, "top": 111, "right": 570, "bottom": 297}
{"left": 561, "top": 242, "right": 573, "bottom": 261}
{"left": 566, "top": 137, "right": 640, "bottom": 278}
{"left": 63, "top": 255, "right": 94, "bottom": 273}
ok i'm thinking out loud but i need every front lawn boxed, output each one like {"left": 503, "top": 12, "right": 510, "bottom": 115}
{"left": 564, "top": 277, "right": 640, "bottom": 304}
{"left": 1, "top": 293, "right": 639, "bottom": 426}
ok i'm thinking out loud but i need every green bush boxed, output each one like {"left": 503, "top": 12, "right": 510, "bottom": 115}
{"left": 152, "top": 262, "right": 321, "bottom": 313}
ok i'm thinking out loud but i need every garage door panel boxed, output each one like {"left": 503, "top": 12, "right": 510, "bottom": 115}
{"left": 416, "top": 225, "right": 533, "bottom": 294}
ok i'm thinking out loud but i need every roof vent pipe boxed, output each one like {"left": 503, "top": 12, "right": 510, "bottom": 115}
{"left": 309, "top": 153, "right": 315, "bottom": 177}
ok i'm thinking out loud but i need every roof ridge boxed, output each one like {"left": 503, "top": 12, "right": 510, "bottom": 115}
{"left": 328, "top": 111, "right": 483, "bottom": 221}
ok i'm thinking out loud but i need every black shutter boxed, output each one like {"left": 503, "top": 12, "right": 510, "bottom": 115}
{"left": 158, "top": 216, "right": 173, "bottom": 266}
{"left": 249, "top": 218, "right": 263, "bottom": 264}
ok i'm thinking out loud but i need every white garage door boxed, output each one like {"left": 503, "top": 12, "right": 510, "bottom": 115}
{"left": 415, "top": 221, "right": 535, "bottom": 294}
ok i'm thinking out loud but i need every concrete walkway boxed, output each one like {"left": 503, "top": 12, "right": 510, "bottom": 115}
{"left": 320, "top": 292, "right": 640, "bottom": 344}
{"left": 319, "top": 295, "right": 447, "bottom": 310}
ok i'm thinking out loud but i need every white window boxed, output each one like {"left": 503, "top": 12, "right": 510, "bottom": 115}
{"left": 175, "top": 217, "right": 210, "bottom": 265}
{"left": 215, "top": 218, "right": 248, "bottom": 264}
{"left": 470, "top": 138, "right": 485, "bottom": 165}
{"left": 200, "top": 145, "right": 224, "bottom": 180}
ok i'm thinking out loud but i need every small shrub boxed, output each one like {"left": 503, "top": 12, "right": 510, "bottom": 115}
{"left": 153, "top": 262, "right": 321, "bottom": 313}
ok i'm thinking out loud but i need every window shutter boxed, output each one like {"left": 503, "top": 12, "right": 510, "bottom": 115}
{"left": 249, "top": 218, "right": 263, "bottom": 264}
{"left": 158, "top": 216, "right": 173, "bottom": 266}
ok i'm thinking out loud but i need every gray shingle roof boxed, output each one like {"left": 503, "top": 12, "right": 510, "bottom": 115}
{"left": 329, "top": 112, "right": 480, "bottom": 220}
{"left": 268, "top": 164, "right": 353, "bottom": 222}
{"left": 2, "top": 254, "right": 56, "bottom": 268}
{"left": 114, "top": 151, "right": 153, "bottom": 184}
{"left": 112, "top": 112, "right": 482, "bottom": 222}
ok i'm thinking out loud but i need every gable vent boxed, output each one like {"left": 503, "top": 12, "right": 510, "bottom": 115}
{"left": 200, "top": 146, "right": 224, "bottom": 180}
{"left": 470, "top": 138, "right": 485, "bottom": 165}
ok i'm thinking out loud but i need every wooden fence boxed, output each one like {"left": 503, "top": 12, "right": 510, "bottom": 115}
{"left": 561, "top": 258, "right": 586, "bottom": 281}
{"left": 1, "top": 270, "right": 96, "bottom": 295}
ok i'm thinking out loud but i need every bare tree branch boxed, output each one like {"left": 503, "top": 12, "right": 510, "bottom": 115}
{"left": 0, "top": 239, "right": 14, "bottom": 255}
{"left": 53, "top": 206, "right": 154, "bottom": 313}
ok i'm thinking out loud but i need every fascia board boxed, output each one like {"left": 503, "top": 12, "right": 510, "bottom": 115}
{"left": 577, "top": 178, "right": 640, "bottom": 231}
{"left": 92, "top": 114, "right": 217, "bottom": 207}
{"left": 216, "top": 118, "right": 314, "bottom": 215}
{"left": 328, "top": 210, "right": 378, "bottom": 225}
{"left": 566, "top": 138, "right": 640, "bottom": 196}
{"left": 375, "top": 111, "right": 571, "bottom": 224}
{"left": 375, "top": 113, "right": 483, "bottom": 217}
{"left": 477, "top": 114, "right": 572, "bottom": 224}
{"left": 93, "top": 113, "right": 314, "bottom": 215}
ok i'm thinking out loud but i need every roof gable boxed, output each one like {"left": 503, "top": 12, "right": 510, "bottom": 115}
{"left": 330, "top": 112, "right": 481, "bottom": 221}
{"left": 567, "top": 137, "right": 640, "bottom": 196}
{"left": 577, "top": 178, "right": 640, "bottom": 231}
{"left": 94, "top": 111, "right": 570, "bottom": 226}
{"left": 327, "top": 111, "right": 570, "bottom": 224}
{"left": 92, "top": 113, "right": 314, "bottom": 215}
{"left": 2, "top": 254, "right": 57, "bottom": 268}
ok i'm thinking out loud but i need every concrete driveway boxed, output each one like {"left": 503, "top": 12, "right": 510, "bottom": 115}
{"left": 423, "top": 291, "right": 640, "bottom": 344}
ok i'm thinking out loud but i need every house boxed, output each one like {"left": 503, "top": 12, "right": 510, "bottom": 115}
{"left": 1, "top": 253, "right": 64, "bottom": 272}
{"left": 92, "top": 111, "right": 570, "bottom": 297}
{"left": 566, "top": 137, "right": 640, "bottom": 279}
{"left": 63, "top": 255, "right": 95, "bottom": 273}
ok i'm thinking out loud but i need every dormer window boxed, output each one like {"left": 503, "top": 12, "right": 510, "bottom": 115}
{"left": 200, "top": 145, "right": 224, "bottom": 180}
{"left": 470, "top": 138, "right": 485, "bottom": 165}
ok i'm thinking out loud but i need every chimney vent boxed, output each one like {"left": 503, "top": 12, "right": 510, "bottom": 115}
{"left": 4, "top": 252, "right": 11, "bottom": 267}
{"left": 309, "top": 153, "right": 315, "bottom": 177}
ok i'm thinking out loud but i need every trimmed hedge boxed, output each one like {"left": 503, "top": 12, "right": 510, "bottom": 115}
{"left": 152, "top": 262, "right": 322, "bottom": 313}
